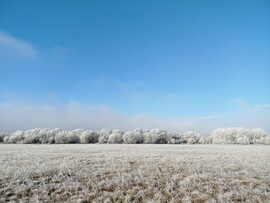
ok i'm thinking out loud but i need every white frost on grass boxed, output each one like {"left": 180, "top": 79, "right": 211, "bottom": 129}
{"left": 0, "top": 144, "right": 269, "bottom": 202}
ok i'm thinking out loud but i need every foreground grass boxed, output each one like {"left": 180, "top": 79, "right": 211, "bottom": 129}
{"left": 0, "top": 144, "right": 269, "bottom": 203}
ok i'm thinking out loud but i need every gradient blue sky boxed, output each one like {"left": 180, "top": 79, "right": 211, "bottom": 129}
{"left": 0, "top": 0, "right": 269, "bottom": 133}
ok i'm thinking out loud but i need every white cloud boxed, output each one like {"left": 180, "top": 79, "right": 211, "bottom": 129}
{"left": 0, "top": 31, "right": 38, "bottom": 59}
{"left": 0, "top": 101, "right": 269, "bottom": 134}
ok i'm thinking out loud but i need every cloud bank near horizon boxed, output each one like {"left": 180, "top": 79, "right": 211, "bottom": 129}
{"left": 0, "top": 101, "right": 269, "bottom": 134}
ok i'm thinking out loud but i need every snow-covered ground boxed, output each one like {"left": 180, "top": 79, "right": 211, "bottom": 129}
{"left": 0, "top": 144, "right": 270, "bottom": 202}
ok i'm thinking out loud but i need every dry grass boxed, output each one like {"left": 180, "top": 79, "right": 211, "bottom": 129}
{"left": 0, "top": 144, "right": 269, "bottom": 203}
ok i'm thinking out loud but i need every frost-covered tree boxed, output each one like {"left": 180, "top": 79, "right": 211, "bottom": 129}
{"left": 210, "top": 127, "right": 269, "bottom": 145}
{"left": 205, "top": 136, "right": 212, "bottom": 144}
{"left": 235, "top": 128, "right": 251, "bottom": 145}
{"left": 55, "top": 129, "right": 81, "bottom": 144}
{"left": 183, "top": 131, "right": 202, "bottom": 144}
{"left": 144, "top": 129, "right": 169, "bottom": 144}
{"left": 23, "top": 128, "right": 41, "bottom": 144}
{"left": 211, "top": 128, "right": 228, "bottom": 144}
{"left": 167, "top": 132, "right": 184, "bottom": 144}
{"left": 123, "top": 129, "right": 145, "bottom": 144}
{"left": 55, "top": 131, "right": 68, "bottom": 144}
{"left": 187, "top": 137, "right": 196, "bottom": 144}
{"left": 23, "top": 128, "right": 60, "bottom": 144}
{"left": 0, "top": 131, "right": 8, "bottom": 143}
{"left": 1, "top": 127, "right": 269, "bottom": 145}
{"left": 265, "top": 137, "right": 270, "bottom": 145}
{"left": 237, "top": 136, "right": 250, "bottom": 145}
{"left": 108, "top": 130, "right": 124, "bottom": 144}
{"left": 98, "top": 129, "right": 124, "bottom": 144}
{"left": 98, "top": 129, "right": 112, "bottom": 143}
{"left": 198, "top": 136, "right": 206, "bottom": 144}
{"left": 250, "top": 128, "right": 267, "bottom": 144}
{"left": 4, "top": 130, "right": 24, "bottom": 143}
{"left": 39, "top": 128, "right": 60, "bottom": 144}
{"left": 80, "top": 130, "right": 99, "bottom": 144}
{"left": 66, "top": 129, "right": 81, "bottom": 143}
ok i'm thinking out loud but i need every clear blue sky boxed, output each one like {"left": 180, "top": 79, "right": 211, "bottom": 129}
{"left": 0, "top": 0, "right": 269, "bottom": 132}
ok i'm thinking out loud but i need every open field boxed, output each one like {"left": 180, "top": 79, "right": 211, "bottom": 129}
{"left": 0, "top": 144, "right": 270, "bottom": 203}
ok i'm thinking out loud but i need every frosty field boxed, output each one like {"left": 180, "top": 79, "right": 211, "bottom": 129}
{"left": 0, "top": 144, "right": 270, "bottom": 203}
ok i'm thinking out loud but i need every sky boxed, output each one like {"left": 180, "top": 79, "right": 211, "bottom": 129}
{"left": 0, "top": 0, "right": 269, "bottom": 134}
